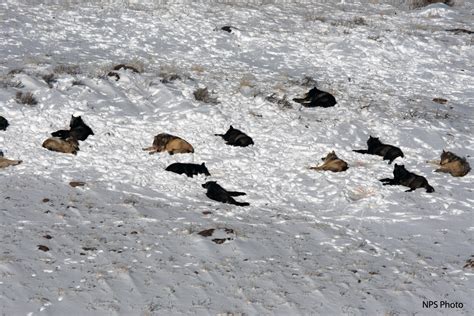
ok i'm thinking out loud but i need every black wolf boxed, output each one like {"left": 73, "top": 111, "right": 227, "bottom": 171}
{"left": 215, "top": 126, "right": 254, "bottom": 147}
{"left": 166, "top": 162, "right": 210, "bottom": 178}
{"left": 380, "top": 164, "right": 434, "bottom": 193}
{"left": 0, "top": 116, "right": 8, "bottom": 131}
{"left": 353, "top": 136, "right": 404, "bottom": 164}
{"left": 293, "top": 87, "right": 336, "bottom": 108}
{"left": 202, "top": 181, "right": 249, "bottom": 207}
{"left": 51, "top": 115, "right": 94, "bottom": 141}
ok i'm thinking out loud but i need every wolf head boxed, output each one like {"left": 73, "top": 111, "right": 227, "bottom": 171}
{"left": 440, "top": 150, "right": 459, "bottom": 164}
{"left": 322, "top": 151, "right": 338, "bottom": 161}
{"left": 70, "top": 115, "right": 86, "bottom": 129}
{"left": 200, "top": 163, "right": 211, "bottom": 176}
{"left": 202, "top": 181, "right": 216, "bottom": 189}
{"left": 393, "top": 164, "right": 408, "bottom": 178}
{"left": 367, "top": 135, "right": 381, "bottom": 147}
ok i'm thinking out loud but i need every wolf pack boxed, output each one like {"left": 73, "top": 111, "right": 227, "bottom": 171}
{"left": 0, "top": 84, "right": 470, "bottom": 207}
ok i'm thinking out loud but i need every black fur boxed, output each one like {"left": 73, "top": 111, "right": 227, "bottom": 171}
{"left": 380, "top": 164, "right": 434, "bottom": 193}
{"left": 202, "top": 181, "right": 249, "bottom": 207}
{"left": 51, "top": 115, "right": 94, "bottom": 141}
{"left": 0, "top": 116, "right": 9, "bottom": 131}
{"left": 353, "top": 136, "right": 404, "bottom": 164}
{"left": 51, "top": 130, "right": 71, "bottom": 139}
{"left": 215, "top": 126, "right": 254, "bottom": 147}
{"left": 165, "top": 162, "right": 211, "bottom": 178}
{"left": 221, "top": 26, "right": 233, "bottom": 33}
{"left": 293, "top": 87, "right": 336, "bottom": 108}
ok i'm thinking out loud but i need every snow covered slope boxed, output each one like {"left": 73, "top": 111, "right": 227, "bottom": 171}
{"left": 0, "top": 1, "right": 473, "bottom": 315}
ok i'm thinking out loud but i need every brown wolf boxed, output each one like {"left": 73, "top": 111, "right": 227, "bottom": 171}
{"left": 310, "top": 151, "right": 348, "bottom": 172}
{"left": 42, "top": 137, "right": 79, "bottom": 155}
{"left": 432, "top": 150, "right": 471, "bottom": 177}
{"left": 143, "top": 133, "right": 194, "bottom": 155}
{"left": 0, "top": 156, "right": 22, "bottom": 169}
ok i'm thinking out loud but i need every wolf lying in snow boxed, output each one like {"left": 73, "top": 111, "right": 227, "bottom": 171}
{"left": 310, "top": 151, "right": 348, "bottom": 172}
{"left": 215, "top": 126, "right": 254, "bottom": 147}
{"left": 51, "top": 115, "right": 94, "bottom": 141}
{"left": 143, "top": 133, "right": 194, "bottom": 155}
{"left": 202, "top": 181, "right": 249, "bottom": 207}
{"left": 42, "top": 137, "right": 79, "bottom": 155}
{"left": 0, "top": 116, "right": 8, "bottom": 131}
{"left": 166, "top": 162, "right": 210, "bottom": 178}
{"left": 428, "top": 150, "right": 471, "bottom": 177}
{"left": 353, "top": 136, "right": 404, "bottom": 164}
{"left": 380, "top": 164, "right": 434, "bottom": 193}
{"left": 293, "top": 87, "right": 336, "bottom": 108}
{"left": 0, "top": 151, "right": 22, "bottom": 169}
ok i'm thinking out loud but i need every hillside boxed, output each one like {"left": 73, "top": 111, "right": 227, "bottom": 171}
{"left": 0, "top": 1, "right": 473, "bottom": 315}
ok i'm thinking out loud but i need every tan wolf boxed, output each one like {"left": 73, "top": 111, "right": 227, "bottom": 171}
{"left": 143, "top": 133, "right": 194, "bottom": 155}
{"left": 42, "top": 137, "right": 79, "bottom": 155}
{"left": 430, "top": 150, "right": 471, "bottom": 177}
{"left": 0, "top": 155, "right": 22, "bottom": 169}
{"left": 310, "top": 151, "right": 348, "bottom": 172}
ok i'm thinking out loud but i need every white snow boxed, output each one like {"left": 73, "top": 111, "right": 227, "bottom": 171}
{"left": 0, "top": 0, "right": 473, "bottom": 315}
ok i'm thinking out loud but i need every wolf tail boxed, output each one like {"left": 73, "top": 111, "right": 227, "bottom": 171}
{"left": 214, "top": 133, "right": 224, "bottom": 137}
{"left": 231, "top": 201, "right": 250, "bottom": 207}
{"left": 353, "top": 149, "right": 369, "bottom": 154}
{"left": 425, "top": 185, "right": 435, "bottom": 193}
{"left": 293, "top": 97, "right": 306, "bottom": 104}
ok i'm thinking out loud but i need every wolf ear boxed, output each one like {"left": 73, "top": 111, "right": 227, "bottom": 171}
{"left": 331, "top": 150, "right": 335, "bottom": 154}
{"left": 201, "top": 162, "right": 205, "bottom": 166}
{"left": 230, "top": 125, "right": 234, "bottom": 129}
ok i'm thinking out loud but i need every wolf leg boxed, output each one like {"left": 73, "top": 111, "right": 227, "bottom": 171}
{"left": 353, "top": 149, "right": 369, "bottom": 154}
{"left": 230, "top": 200, "right": 250, "bottom": 207}
{"left": 227, "top": 191, "right": 246, "bottom": 196}
{"left": 380, "top": 178, "right": 397, "bottom": 185}
{"left": 383, "top": 153, "right": 396, "bottom": 164}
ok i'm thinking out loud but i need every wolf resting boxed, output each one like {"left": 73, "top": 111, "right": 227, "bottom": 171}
{"left": 166, "top": 162, "right": 210, "bottom": 178}
{"left": 42, "top": 137, "right": 79, "bottom": 155}
{"left": 143, "top": 133, "right": 194, "bottom": 155}
{"left": 293, "top": 87, "right": 336, "bottom": 108}
{"left": 380, "top": 164, "right": 434, "bottom": 193}
{"left": 0, "top": 151, "right": 22, "bottom": 169}
{"left": 310, "top": 151, "right": 348, "bottom": 172}
{"left": 51, "top": 115, "right": 94, "bottom": 141}
{"left": 202, "top": 181, "right": 249, "bottom": 207}
{"left": 353, "top": 136, "right": 404, "bottom": 164}
{"left": 431, "top": 150, "right": 471, "bottom": 177}
{"left": 215, "top": 126, "right": 254, "bottom": 147}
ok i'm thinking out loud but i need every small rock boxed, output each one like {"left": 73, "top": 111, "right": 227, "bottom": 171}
{"left": 198, "top": 229, "right": 215, "bottom": 237}
{"left": 69, "top": 181, "right": 86, "bottom": 187}
{"left": 432, "top": 97, "right": 448, "bottom": 104}
{"left": 212, "top": 238, "right": 228, "bottom": 244}
{"left": 38, "top": 245, "right": 50, "bottom": 252}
